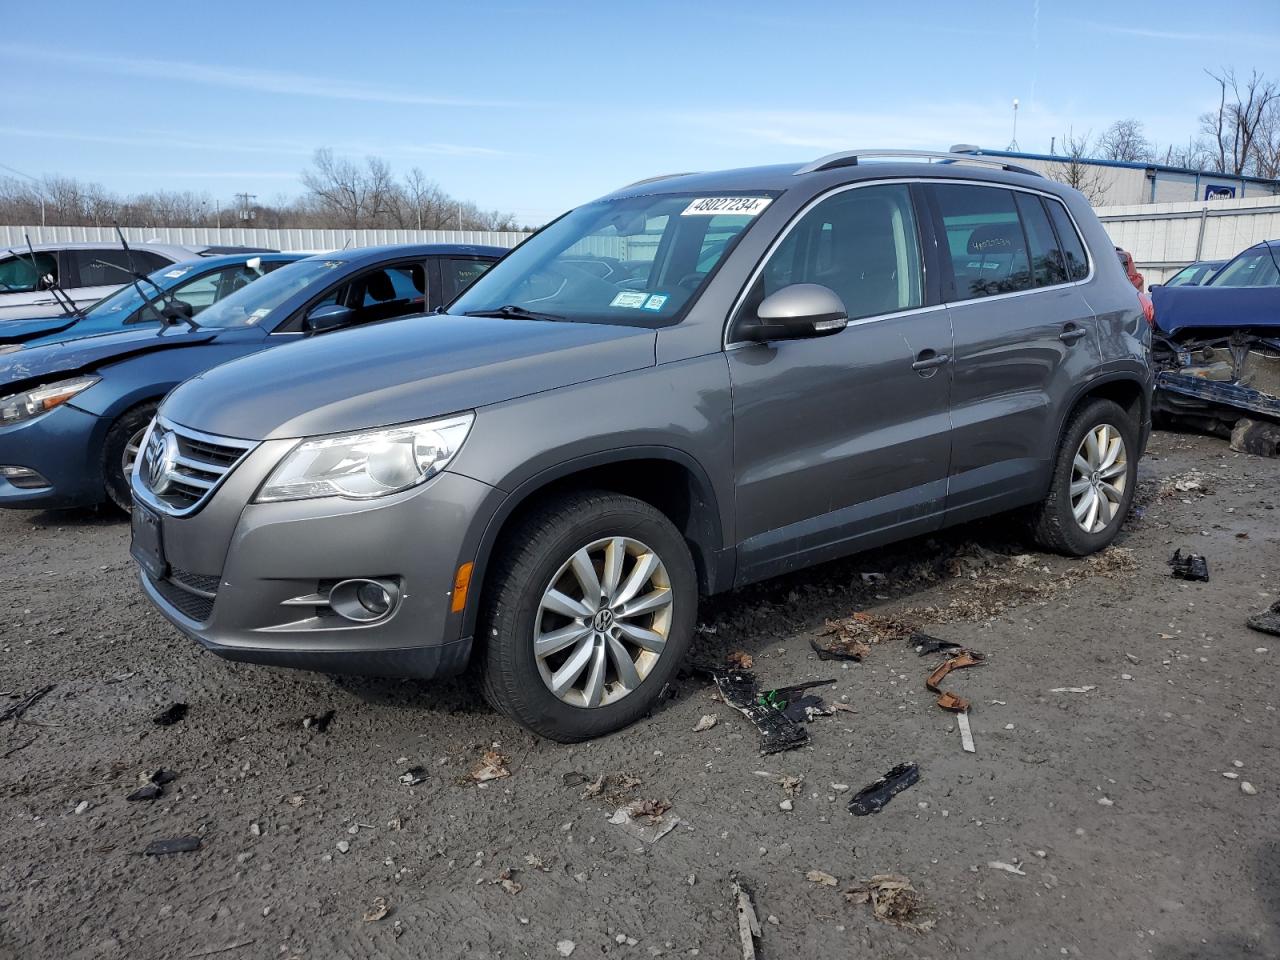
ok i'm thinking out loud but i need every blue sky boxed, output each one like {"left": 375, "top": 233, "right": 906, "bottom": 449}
{"left": 2, "top": 0, "right": 1278, "bottom": 225}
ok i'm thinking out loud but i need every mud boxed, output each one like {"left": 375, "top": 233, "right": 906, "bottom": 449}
{"left": 1, "top": 429, "right": 1278, "bottom": 959}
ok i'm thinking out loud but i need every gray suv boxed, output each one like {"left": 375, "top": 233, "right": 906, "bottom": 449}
{"left": 130, "top": 150, "right": 1152, "bottom": 741}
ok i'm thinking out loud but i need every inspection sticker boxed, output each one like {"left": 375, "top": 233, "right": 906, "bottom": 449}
{"left": 642, "top": 294, "right": 668, "bottom": 311}
{"left": 610, "top": 291, "right": 649, "bottom": 309}
{"left": 163, "top": 269, "right": 188, "bottom": 279}
{"left": 681, "top": 196, "right": 771, "bottom": 217}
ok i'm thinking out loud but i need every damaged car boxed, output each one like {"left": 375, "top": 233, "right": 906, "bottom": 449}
{"left": 1150, "top": 239, "right": 1280, "bottom": 454}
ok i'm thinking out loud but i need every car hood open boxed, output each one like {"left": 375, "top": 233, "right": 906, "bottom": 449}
{"left": 0, "top": 325, "right": 218, "bottom": 391}
{"left": 162, "top": 314, "right": 658, "bottom": 441}
{"left": 1152, "top": 285, "right": 1280, "bottom": 335}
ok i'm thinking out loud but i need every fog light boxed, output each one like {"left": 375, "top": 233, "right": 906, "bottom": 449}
{"left": 0, "top": 465, "right": 50, "bottom": 490}
{"left": 328, "top": 578, "right": 401, "bottom": 623}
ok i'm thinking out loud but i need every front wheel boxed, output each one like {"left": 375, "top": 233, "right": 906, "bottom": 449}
{"left": 103, "top": 402, "right": 159, "bottom": 513}
{"left": 1030, "top": 398, "right": 1138, "bottom": 556}
{"left": 478, "top": 490, "right": 697, "bottom": 742}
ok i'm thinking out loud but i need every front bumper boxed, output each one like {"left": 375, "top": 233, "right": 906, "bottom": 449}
{"left": 0, "top": 402, "right": 107, "bottom": 509}
{"left": 136, "top": 466, "right": 499, "bottom": 679}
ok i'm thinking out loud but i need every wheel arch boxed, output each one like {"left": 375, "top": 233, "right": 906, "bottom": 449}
{"left": 460, "top": 446, "right": 730, "bottom": 641}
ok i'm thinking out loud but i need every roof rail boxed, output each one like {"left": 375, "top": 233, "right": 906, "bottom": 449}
{"left": 618, "top": 171, "right": 701, "bottom": 190}
{"left": 794, "top": 149, "right": 1043, "bottom": 178}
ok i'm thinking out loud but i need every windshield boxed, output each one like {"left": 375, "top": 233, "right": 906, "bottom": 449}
{"left": 1208, "top": 247, "right": 1280, "bottom": 287}
{"left": 450, "top": 192, "right": 773, "bottom": 325}
{"left": 84, "top": 260, "right": 205, "bottom": 318}
{"left": 196, "top": 258, "right": 344, "bottom": 329}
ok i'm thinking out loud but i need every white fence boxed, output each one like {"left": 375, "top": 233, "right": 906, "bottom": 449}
{"left": 1096, "top": 195, "right": 1280, "bottom": 283}
{"left": 0, "top": 225, "right": 530, "bottom": 253}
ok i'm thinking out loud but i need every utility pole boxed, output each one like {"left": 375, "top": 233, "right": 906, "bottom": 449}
{"left": 234, "top": 192, "right": 258, "bottom": 224}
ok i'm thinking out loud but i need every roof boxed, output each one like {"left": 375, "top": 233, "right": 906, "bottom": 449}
{"left": 309, "top": 242, "right": 509, "bottom": 262}
{"left": 605, "top": 156, "right": 1054, "bottom": 201}
{"left": 958, "top": 147, "right": 1280, "bottom": 186}
{"left": 169, "top": 251, "right": 305, "bottom": 270}
{"left": 14, "top": 241, "right": 200, "bottom": 257}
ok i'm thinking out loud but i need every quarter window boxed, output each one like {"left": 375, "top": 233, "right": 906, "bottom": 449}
{"left": 1014, "top": 192, "right": 1070, "bottom": 286}
{"left": 1044, "top": 201, "right": 1090, "bottom": 281}
{"left": 745, "top": 183, "right": 923, "bottom": 324}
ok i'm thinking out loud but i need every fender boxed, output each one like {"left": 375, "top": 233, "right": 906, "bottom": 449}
{"left": 1051, "top": 363, "right": 1153, "bottom": 464}
{"left": 456, "top": 445, "right": 732, "bottom": 642}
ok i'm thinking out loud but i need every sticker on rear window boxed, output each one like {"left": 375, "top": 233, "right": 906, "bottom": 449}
{"left": 681, "top": 197, "right": 771, "bottom": 217}
{"left": 643, "top": 294, "right": 668, "bottom": 311}
{"left": 610, "top": 291, "right": 648, "bottom": 309}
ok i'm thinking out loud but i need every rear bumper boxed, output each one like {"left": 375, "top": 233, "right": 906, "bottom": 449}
{"left": 0, "top": 402, "right": 107, "bottom": 509}
{"left": 135, "top": 468, "right": 499, "bottom": 680}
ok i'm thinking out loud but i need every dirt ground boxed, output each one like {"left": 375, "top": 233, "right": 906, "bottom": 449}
{"left": 1, "top": 429, "right": 1278, "bottom": 960}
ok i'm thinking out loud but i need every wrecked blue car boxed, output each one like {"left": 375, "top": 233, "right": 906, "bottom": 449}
{"left": 1151, "top": 240, "right": 1280, "bottom": 455}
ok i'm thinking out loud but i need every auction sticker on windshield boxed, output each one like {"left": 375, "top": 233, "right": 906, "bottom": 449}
{"left": 610, "top": 291, "right": 649, "bottom": 309}
{"left": 681, "top": 197, "right": 771, "bottom": 216}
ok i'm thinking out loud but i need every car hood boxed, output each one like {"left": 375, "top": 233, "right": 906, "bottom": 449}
{"left": 0, "top": 325, "right": 218, "bottom": 389}
{"left": 1152, "top": 285, "right": 1280, "bottom": 335}
{"left": 0, "top": 314, "right": 78, "bottom": 346}
{"left": 162, "top": 314, "right": 658, "bottom": 441}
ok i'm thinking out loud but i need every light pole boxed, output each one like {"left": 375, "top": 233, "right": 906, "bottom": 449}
{"left": 0, "top": 161, "right": 46, "bottom": 227}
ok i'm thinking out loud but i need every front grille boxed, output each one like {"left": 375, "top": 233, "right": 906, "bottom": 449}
{"left": 137, "top": 420, "right": 255, "bottom": 514}
{"left": 150, "top": 564, "right": 220, "bottom": 623}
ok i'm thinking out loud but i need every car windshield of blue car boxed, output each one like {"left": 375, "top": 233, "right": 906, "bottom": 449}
{"left": 196, "top": 259, "right": 345, "bottom": 328}
{"left": 85, "top": 262, "right": 205, "bottom": 319}
{"left": 1208, "top": 247, "right": 1280, "bottom": 287}
{"left": 449, "top": 192, "right": 774, "bottom": 326}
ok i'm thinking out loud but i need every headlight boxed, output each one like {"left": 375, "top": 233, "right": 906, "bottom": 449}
{"left": 0, "top": 375, "right": 100, "bottom": 425}
{"left": 256, "top": 413, "right": 474, "bottom": 503}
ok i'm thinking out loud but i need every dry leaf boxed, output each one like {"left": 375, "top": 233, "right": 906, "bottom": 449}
{"left": 469, "top": 749, "right": 510, "bottom": 782}
{"left": 693, "top": 714, "right": 718, "bottom": 733}
{"left": 727, "top": 651, "right": 754, "bottom": 670}
{"left": 806, "top": 869, "right": 838, "bottom": 887}
{"left": 362, "top": 897, "right": 390, "bottom": 922}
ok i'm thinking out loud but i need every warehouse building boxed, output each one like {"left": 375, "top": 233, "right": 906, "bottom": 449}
{"left": 952, "top": 146, "right": 1280, "bottom": 206}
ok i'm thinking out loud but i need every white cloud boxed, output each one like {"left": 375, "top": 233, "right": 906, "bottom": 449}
{"left": 0, "top": 45, "right": 525, "bottom": 109}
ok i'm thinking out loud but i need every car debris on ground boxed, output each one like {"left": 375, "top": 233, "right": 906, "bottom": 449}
{"left": 987, "top": 860, "right": 1027, "bottom": 876}
{"left": 398, "top": 766, "right": 428, "bottom": 786}
{"left": 732, "top": 879, "right": 762, "bottom": 960}
{"left": 361, "top": 897, "right": 390, "bottom": 922}
{"left": 1169, "top": 549, "right": 1210, "bottom": 582}
{"left": 151, "top": 702, "right": 188, "bottom": 726}
{"left": 957, "top": 711, "right": 976, "bottom": 753}
{"left": 1247, "top": 601, "right": 1280, "bottom": 637}
{"left": 693, "top": 714, "right": 718, "bottom": 732}
{"left": 924, "top": 648, "right": 985, "bottom": 712}
{"left": 126, "top": 768, "right": 177, "bottom": 802}
{"left": 844, "top": 874, "right": 934, "bottom": 931}
{"left": 848, "top": 762, "right": 920, "bottom": 816}
{"left": 608, "top": 798, "right": 681, "bottom": 844}
{"left": 1, "top": 684, "right": 54, "bottom": 724}
{"left": 144, "top": 836, "right": 201, "bottom": 856}
{"left": 713, "top": 668, "right": 833, "bottom": 754}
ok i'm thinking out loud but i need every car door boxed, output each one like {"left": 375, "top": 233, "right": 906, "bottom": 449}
{"left": 926, "top": 182, "right": 1100, "bottom": 522}
{"left": 726, "top": 181, "right": 954, "bottom": 585}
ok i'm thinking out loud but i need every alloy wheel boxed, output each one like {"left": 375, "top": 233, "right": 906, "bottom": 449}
{"left": 1069, "top": 422, "right": 1128, "bottom": 534}
{"left": 534, "top": 536, "right": 672, "bottom": 708}
{"left": 122, "top": 426, "right": 147, "bottom": 480}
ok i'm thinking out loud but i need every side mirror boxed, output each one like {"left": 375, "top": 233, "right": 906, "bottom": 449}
{"left": 305, "top": 303, "right": 354, "bottom": 332}
{"left": 1147, "top": 283, "right": 1162, "bottom": 291}
{"left": 743, "top": 283, "right": 848, "bottom": 342}
{"left": 38, "top": 273, "right": 56, "bottom": 291}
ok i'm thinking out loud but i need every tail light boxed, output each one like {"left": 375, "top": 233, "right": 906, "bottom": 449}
{"left": 1138, "top": 291, "right": 1154, "bottom": 328}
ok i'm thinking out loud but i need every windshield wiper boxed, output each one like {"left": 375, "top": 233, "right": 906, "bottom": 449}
{"left": 463, "top": 304, "right": 565, "bottom": 322}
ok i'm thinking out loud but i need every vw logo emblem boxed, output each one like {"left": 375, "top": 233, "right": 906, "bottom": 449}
{"left": 592, "top": 609, "right": 615, "bottom": 632}
{"left": 146, "top": 430, "right": 179, "bottom": 494}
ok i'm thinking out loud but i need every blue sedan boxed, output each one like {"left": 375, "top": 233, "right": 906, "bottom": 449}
{"left": 0, "top": 244, "right": 504, "bottom": 511}
{"left": 0, "top": 252, "right": 305, "bottom": 349}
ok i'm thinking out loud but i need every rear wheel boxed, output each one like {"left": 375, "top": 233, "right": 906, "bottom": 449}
{"left": 1030, "top": 398, "right": 1137, "bottom": 555}
{"left": 103, "top": 402, "right": 159, "bottom": 513}
{"left": 478, "top": 490, "right": 697, "bottom": 742}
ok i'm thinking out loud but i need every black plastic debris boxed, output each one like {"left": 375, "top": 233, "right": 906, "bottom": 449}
{"left": 398, "top": 767, "right": 428, "bottom": 786}
{"left": 145, "top": 836, "right": 201, "bottom": 856}
{"left": 152, "top": 702, "right": 188, "bottom": 726}
{"left": 809, "top": 637, "right": 867, "bottom": 662}
{"left": 848, "top": 762, "right": 920, "bottom": 816}
{"left": 911, "top": 633, "right": 963, "bottom": 657}
{"left": 1247, "top": 600, "right": 1280, "bottom": 637}
{"left": 127, "top": 783, "right": 163, "bottom": 802}
{"left": 302, "top": 710, "right": 335, "bottom": 732}
{"left": 150, "top": 768, "right": 178, "bottom": 785}
{"left": 1169, "top": 549, "right": 1210, "bottom": 582}
{"left": 714, "top": 671, "right": 808, "bottom": 755}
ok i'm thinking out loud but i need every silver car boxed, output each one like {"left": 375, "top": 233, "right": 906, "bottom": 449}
{"left": 0, "top": 242, "right": 205, "bottom": 321}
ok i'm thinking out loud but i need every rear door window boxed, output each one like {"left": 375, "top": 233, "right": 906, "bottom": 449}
{"left": 931, "top": 184, "right": 1033, "bottom": 300}
{"left": 439, "top": 257, "right": 494, "bottom": 303}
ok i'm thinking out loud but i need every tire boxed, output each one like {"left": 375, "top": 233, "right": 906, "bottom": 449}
{"left": 478, "top": 490, "right": 697, "bottom": 742}
{"left": 103, "top": 402, "right": 159, "bottom": 513}
{"left": 1030, "top": 398, "right": 1138, "bottom": 556}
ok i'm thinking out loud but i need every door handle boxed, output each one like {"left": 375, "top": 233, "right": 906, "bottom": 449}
{"left": 1059, "top": 325, "right": 1088, "bottom": 343}
{"left": 911, "top": 351, "right": 951, "bottom": 371}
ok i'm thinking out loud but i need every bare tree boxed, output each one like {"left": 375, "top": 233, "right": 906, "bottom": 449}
{"left": 1252, "top": 100, "right": 1280, "bottom": 179}
{"left": 301, "top": 148, "right": 378, "bottom": 229}
{"left": 1097, "top": 119, "right": 1154, "bottom": 162}
{"left": 1200, "top": 68, "right": 1280, "bottom": 175}
{"left": 1046, "top": 131, "right": 1110, "bottom": 204}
